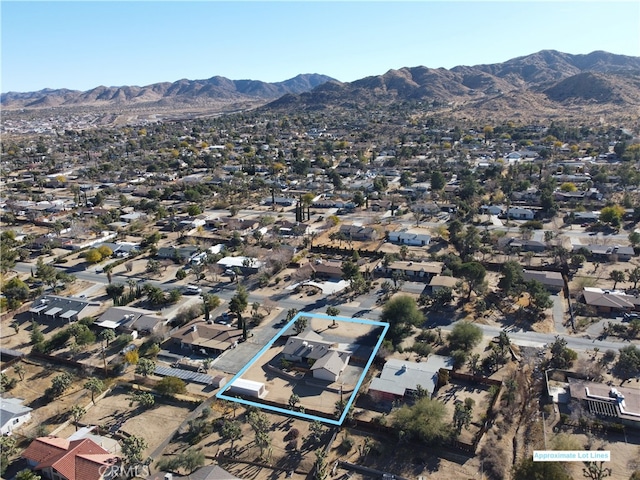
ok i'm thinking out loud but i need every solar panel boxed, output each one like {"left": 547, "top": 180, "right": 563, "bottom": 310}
{"left": 154, "top": 366, "right": 213, "bottom": 385}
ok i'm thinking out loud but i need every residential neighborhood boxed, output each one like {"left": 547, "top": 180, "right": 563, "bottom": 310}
{"left": 1, "top": 86, "right": 640, "bottom": 480}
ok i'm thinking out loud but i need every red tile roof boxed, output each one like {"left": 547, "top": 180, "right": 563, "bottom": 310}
{"left": 22, "top": 436, "right": 119, "bottom": 480}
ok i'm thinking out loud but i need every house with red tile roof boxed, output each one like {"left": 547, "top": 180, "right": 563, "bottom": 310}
{"left": 22, "top": 436, "right": 120, "bottom": 480}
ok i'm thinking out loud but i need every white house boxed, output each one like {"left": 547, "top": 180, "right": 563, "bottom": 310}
{"left": 1, "top": 397, "right": 33, "bottom": 435}
{"left": 387, "top": 231, "right": 431, "bottom": 246}
{"left": 310, "top": 350, "right": 350, "bottom": 382}
{"left": 507, "top": 207, "right": 535, "bottom": 220}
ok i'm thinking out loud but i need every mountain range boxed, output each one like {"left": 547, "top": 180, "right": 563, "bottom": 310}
{"left": 267, "top": 50, "right": 640, "bottom": 118}
{"left": 0, "top": 74, "right": 336, "bottom": 109}
{"left": 3, "top": 50, "right": 640, "bottom": 121}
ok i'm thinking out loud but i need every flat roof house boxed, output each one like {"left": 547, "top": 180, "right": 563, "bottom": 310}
{"left": 0, "top": 396, "right": 32, "bottom": 435}
{"left": 170, "top": 321, "right": 243, "bottom": 357}
{"left": 369, "top": 356, "right": 453, "bottom": 404}
{"left": 29, "top": 295, "right": 98, "bottom": 323}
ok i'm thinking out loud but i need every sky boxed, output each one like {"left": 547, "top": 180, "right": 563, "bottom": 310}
{"left": 2, "top": 1, "right": 639, "bottom": 93}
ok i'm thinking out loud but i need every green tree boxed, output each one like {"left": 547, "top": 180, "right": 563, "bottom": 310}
{"left": 121, "top": 434, "right": 148, "bottom": 465}
{"left": 99, "top": 328, "right": 116, "bottom": 346}
{"left": 453, "top": 399, "right": 473, "bottom": 435}
{"left": 16, "top": 470, "right": 41, "bottom": 480}
{"left": 549, "top": 336, "right": 578, "bottom": 368}
{"left": 326, "top": 306, "right": 340, "bottom": 317}
{"left": 430, "top": 171, "right": 445, "bottom": 191}
{"left": 294, "top": 316, "right": 309, "bottom": 334}
{"left": 230, "top": 285, "right": 249, "bottom": 340}
{"left": 2, "top": 277, "right": 30, "bottom": 310}
{"left": 128, "top": 392, "right": 155, "bottom": 409}
{"left": 459, "top": 262, "right": 486, "bottom": 300}
{"left": 105, "top": 283, "right": 125, "bottom": 300}
{"left": 288, "top": 393, "right": 300, "bottom": 410}
{"left": 380, "top": 295, "right": 424, "bottom": 347}
{"left": 84, "top": 377, "right": 104, "bottom": 404}
{"left": 610, "top": 270, "right": 626, "bottom": 289}
{"left": 448, "top": 322, "right": 483, "bottom": 352}
{"left": 0, "top": 435, "right": 17, "bottom": 475}
{"left": 155, "top": 376, "right": 186, "bottom": 396}
{"left": 600, "top": 205, "right": 625, "bottom": 225}
{"left": 48, "top": 372, "right": 73, "bottom": 398}
{"left": 498, "top": 261, "right": 524, "bottom": 295}
{"left": 392, "top": 396, "right": 452, "bottom": 445}
{"left": 70, "top": 404, "right": 86, "bottom": 430}
{"left": 135, "top": 358, "right": 156, "bottom": 378}
{"left": 583, "top": 460, "right": 612, "bottom": 480}
{"left": 615, "top": 345, "right": 640, "bottom": 380}
{"left": 629, "top": 231, "right": 640, "bottom": 247}
{"left": 627, "top": 266, "right": 640, "bottom": 289}
{"left": 84, "top": 248, "right": 103, "bottom": 264}
{"left": 220, "top": 420, "right": 243, "bottom": 453}
{"left": 513, "top": 458, "right": 571, "bottom": 480}
{"left": 13, "top": 363, "right": 25, "bottom": 381}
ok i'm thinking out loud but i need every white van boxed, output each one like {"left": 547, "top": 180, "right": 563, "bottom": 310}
{"left": 184, "top": 285, "right": 202, "bottom": 295}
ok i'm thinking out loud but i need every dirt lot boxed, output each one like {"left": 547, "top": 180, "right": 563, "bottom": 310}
{"left": 60, "top": 385, "right": 195, "bottom": 456}
{"left": 2, "top": 358, "right": 96, "bottom": 438}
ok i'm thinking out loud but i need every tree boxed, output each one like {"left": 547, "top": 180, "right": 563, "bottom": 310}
{"left": 48, "top": 372, "right": 73, "bottom": 398}
{"left": 459, "top": 262, "right": 486, "bottom": 300}
{"left": 13, "top": 363, "right": 25, "bottom": 381}
{"left": 614, "top": 345, "right": 640, "bottom": 381}
{"left": 629, "top": 231, "right": 640, "bottom": 247}
{"left": 16, "top": 470, "right": 41, "bottom": 480}
{"left": 285, "top": 308, "right": 298, "bottom": 323}
{"left": 512, "top": 458, "right": 571, "bottom": 480}
{"left": 128, "top": 392, "right": 155, "bottom": 409}
{"left": 229, "top": 285, "right": 249, "bottom": 340}
{"left": 294, "top": 316, "right": 309, "bottom": 334}
{"left": 121, "top": 434, "right": 148, "bottom": 465}
{"left": 600, "top": 205, "right": 625, "bottom": 226}
{"left": 99, "top": 329, "right": 116, "bottom": 346}
{"left": 155, "top": 376, "right": 186, "bottom": 396}
{"left": 84, "top": 248, "right": 103, "bottom": 264}
{"left": 549, "top": 336, "right": 578, "bottom": 369}
{"left": 627, "top": 266, "right": 640, "bottom": 289}
{"left": 105, "top": 283, "right": 125, "bottom": 301}
{"left": 448, "top": 322, "right": 483, "bottom": 352}
{"left": 583, "top": 460, "right": 612, "bottom": 480}
{"left": 70, "top": 404, "right": 86, "bottom": 430}
{"left": 30, "top": 321, "right": 45, "bottom": 349}
{"left": 430, "top": 171, "right": 445, "bottom": 191}
{"left": 341, "top": 259, "right": 359, "bottom": 281}
{"left": 380, "top": 295, "right": 424, "bottom": 347}
{"left": 2, "top": 277, "right": 30, "bottom": 310}
{"left": 288, "top": 393, "right": 300, "bottom": 410}
{"left": 0, "top": 435, "right": 17, "bottom": 475}
{"left": 610, "top": 270, "right": 626, "bottom": 290}
{"left": 135, "top": 358, "right": 156, "bottom": 378}
{"left": 392, "top": 396, "right": 452, "bottom": 445}
{"left": 326, "top": 306, "right": 340, "bottom": 317}
{"left": 453, "top": 399, "right": 473, "bottom": 435}
{"left": 84, "top": 377, "right": 104, "bottom": 404}
{"left": 498, "top": 261, "right": 524, "bottom": 295}
{"left": 220, "top": 420, "right": 243, "bottom": 453}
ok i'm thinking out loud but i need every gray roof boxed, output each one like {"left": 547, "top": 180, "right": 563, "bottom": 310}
{"left": 369, "top": 356, "right": 453, "bottom": 397}
{"left": 283, "top": 331, "right": 335, "bottom": 360}
{"left": 310, "top": 350, "right": 350, "bottom": 375}
{"left": 523, "top": 270, "right": 564, "bottom": 288}
{"left": 1, "top": 397, "right": 32, "bottom": 427}
{"left": 29, "top": 295, "right": 92, "bottom": 318}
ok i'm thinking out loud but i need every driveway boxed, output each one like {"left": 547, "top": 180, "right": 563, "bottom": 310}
{"left": 552, "top": 293, "right": 566, "bottom": 333}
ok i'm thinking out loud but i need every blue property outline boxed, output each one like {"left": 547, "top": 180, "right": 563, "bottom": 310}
{"left": 216, "top": 312, "right": 389, "bottom": 425}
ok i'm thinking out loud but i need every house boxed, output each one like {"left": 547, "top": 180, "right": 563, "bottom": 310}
{"left": 427, "top": 275, "right": 460, "bottom": 293}
{"left": 0, "top": 396, "right": 32, "bottom": 435}
{"left": 338, "top": 224, "right": 379, "bottom": 242}
{"left": 522, "top": 270, "right": 564, "bottom": 292}
{"left": 148, "top": 465, "right": 242, "bottom": 480}
{"left": 216, "top": 256, "right": 263, "bottom": 274}
{"left": 379, "top": 261, "right": 443, "bottom": 281}
{"left": 505, "top": 238, "right": 547, "bottom": 253}
{"left": 581, "top": 287, "right": 640, "bottom": 314}
{"left": 546, "top": 371, "right": 640, "bottom": 429}
{"left": 119, "top": 211, "right": 147, "bottom": 223}
{"left": 95, "top": 306, "right": 166, "bottom": 335}
{"left": 310, "top": 260, "right": 344, "bottom": 280}
{"left": 310, "top": 350, "right": 351, "bottom": 382}
{"left": 29, "top": 295, "right": 98, "bottom": 323}
{"left": 261, "top": 196, "right": 296, "bottom": 207}
{"left": 282, "top": 330, "right": 351, "bottom": 382}
{"left": 506, "top": 207, "right": 535, "bottom": 220}
{"left": 573, "top": 244, "right": 634, "bottom": 262}
{"left": 387, "top": 231, "right": 431, "bottom": 246}
{"left": 22, "top": 435, "right": 120, "bottom": 480}
{"left": 368, "top": 356, "right": 453, "bottom": 404}
{"left": 571, "top": 211, "right": 600, "bottom": 224}
{"left": 156, "top": 245, "right": 200, "bottom": 261}
{"left": 170, "top": 321, "right": 243, "bottom": 357}
{"left": 480, "top": 205, "right": 505, "bottom": 216}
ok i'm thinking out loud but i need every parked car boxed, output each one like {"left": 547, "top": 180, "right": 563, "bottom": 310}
{"left": 184, "top": 285, "right": 202, "bottom": 295}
